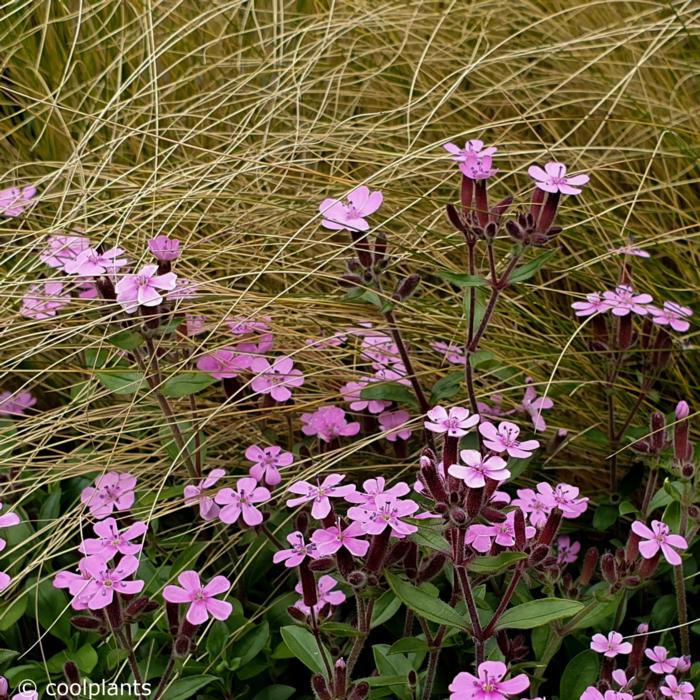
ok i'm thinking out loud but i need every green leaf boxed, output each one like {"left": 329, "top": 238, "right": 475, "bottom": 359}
{"left": 663, "top": 500, "right": 682, "bottom": 533}
{"left": 385, "top": 572, "right": 467, "bottom": 630}
{"left": 161, "top": 676, "right": 218, "bottom": 700}
{"left": 342, "top": 288, "right": 382, "bottom": 308}
{"left": 464, "top": 286, "right": 488, "bottom": 332}
{"left": 560, "top": 651, "right": 600, "bottom": 700}
{"left": 430, "top": 372, "right": 463, "bottom": 404}
{"left": 409, "top": 525, "right": 450, "bottom": 554}
{"left": 0, "top": 594, "right": 28, "bottom": 631}
{"left": 161, "top": 372, "right": 218, "bottom": 398}
{"left": 508, "top": 250, "right": 557, "bottom": 284}
{"left": 388, "top": 637, "right": 429, "bottom": 655}
{"left": 232, "top": 622, "right": 270, "bottom": 667}
{"left": 320, "top": 621, "right": 363, "bottom": 637}
{"left": 109, "top": 330, "right": 145, "bottom": 350}
{"left": 94, "top": 370, "right": 146, "bottom": 395}
{"left": 47, "top": 644, "right": 98, "bottom": 674}
{"left": 280, "top": 625, "right": 330, "bottom": 676}
{"left": 438, "top": 271, "right": 488, "bottom": 287}
{"left": 567, "top": 589, "right": 622, "bottom": 630}
{"left": 360, "top": 382, "right": 418, "bottom": 409}
{"left": 39, "top": 489, "right": 62, "bottom": 522}
{"left": 370, "top": 590, "right": 402, "bottom": 628}
{"left": 252, "top": 686, "right": 296, "bottom": 700}
{"left": 0, "top": 420, "right": 17, "bottom": 457}
{"left": 468, "top": 552, "right": 528, "bottom": 575}
{"left": 495, "top": 598, "right": 584, "bottom": 630}
{"left": 593, "top": 504, "right": 618, "bottom": 531}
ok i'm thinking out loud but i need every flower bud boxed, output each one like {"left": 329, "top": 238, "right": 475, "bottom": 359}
{"left": 336, "top": 548, "right": 354, "bottom": 578}
{"left": 312, "top": 674, "right": 332, "bottom": 700}
{"left": 528, "top": 544, "right": 550, "bottom": 567}
{"left": 449, "top": 506, "right": 467, "bottom": 526}
{"left": 106, "top": 598, "right": 123, "bottom": 629}
{"left": 63, "top": 661, "right": 80, "bottom": 685}
{"left": 537, "top": 510, "right": 562, "bottom": 547}
{"left": 674, "top": 400, "right": 691, "bottom": 462}
{"left": 420, "top": 464, "right": 448, "bottom": 504}
{"left": 652, "top": 327, "right": 672, "bottom": 370}
{"left": 373, "top": 232, "right": 388, "bottom": 264}
{"left": 418, "top": 553, "right": 447, "bottom": 582}
{"left": 675, "top": 656, "right": 691, "bottom": 674}
{"left": 393, "top": 274, "right": 420, "bottom": 301}
{"left": 466, "top": 486, "right": 483, "bottom": 518}
{"left": 681, "top": 463, "right": 694, "bottom": 479}
{"left": 446, "top": 203, "right": 469, "bottom": 235}
{"left": 148, "top": 235, "right": 180, "bottom": 263}
{"left": 578, "top": 547, "right": 599, "bottom": 586}
{"left": 70, "top": 615, "right": 103, "bottom": 631}
{"left": 600, "top": 553, "right": 618, "bottom": 584}
{"left": 638, "top": 551, "right": 660, "bottom": 579}
{"left": 625, "top": 530, "right": 640, "bottom": 563}
{"left": 166, "top": 601, "right": 180, "bottom": 636}
{"left": 299, "top": 560, "right": 318, "bottom": 608}
{"left": 0, "top": 677, "right": 7, "bottom": 700}
{"left": 513, "top": 508, "right": 526, "bottom": 549}
{"left": 366, "top": 530, "right": 391, "bottom": 574}
{"left": 309, "top": 557, "right": 336, "bottom": 573}
{"left": 650, "top": 412, "right": 666, "bottom": 452}
{"left": 124, "top": 596, "right": 156, "bottom": 620}
{"left": 404, "top": 542, "right": 419, "bottom": 579}
{"left": 481, "top": 507, "right": 507, "bottom": 523}
{"left": 333, "top": 659, "right": 347, "bottom": 697}
{"left": 385, "top": 539, "right": 412, "bottom": 567}
{"left": 617, "top": 313, "right": 633, "bottom": 350}
{"left": 536, "top": 191, "right": 560, "bottom": 233}
{"left": 174, "top": 634, "right": 193, "bottom": 657}
{"left": 348, "top": 681, "right": 370, "bottom": 700}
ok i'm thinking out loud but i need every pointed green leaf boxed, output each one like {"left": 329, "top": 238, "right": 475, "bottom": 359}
{"left": 161, "top": 372, "right": 218, "bottom": 398}
{"left": 280, "top": 625, "right": 329, "bottom": 675}
{"left": 495, "top": 597, "right": 584, "bottom": 630}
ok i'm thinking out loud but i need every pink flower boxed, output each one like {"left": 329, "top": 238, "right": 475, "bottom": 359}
{"left": 349, "top": 496, "right": 419, "bottom": 538}
{"left": 301, "top": 406, "right": 360, "bottom": 443}
{"left": 479, "top": 421, "right": 539, "bottom": 459}
{"left": 0, "top": 185, "right": 37, "bottom": 217}
{"left": 340, "top": 378, "right": 391, "bottom": 414}
{"left": 448, "top": 449, "right": 510, "bottom": 487}
{"left": 0, "top": 391, "right": 36, "bottom": 416}
{"left": 246, "top": 445, "right": 293, "bottom": 486}
{"left": 581, "top": 689, "right": 632, "bottom": 700}
{"left": 614, "top": 245, "right": 650, "bottom": 258}
{"left": 80, "top": 472, "right": 137, "bottom": 519}
{"left": 572, "top": 291, "right": 608, "bottom": 317}
{"left": 287, "top": 474, "right": 355, "bottom": 519}
{"left": 294, "top": 574, "right": 345, "bottom": 616}
{"left": 512, "top": 488, "right": 552, "bottom": 527}
{"left": 590, "top": 631, "right": 632, "bottom": 658}
{"left": 0, "top": 505, "right": 20, "bottom": 591}
{"left": 215, "top": 477, "right": 270, "bottom": 526}
{"left": 631, "top": 520, "right": 688, "bottom": 566}
{"left": 20, "top": 281, "right": 70, "bottom": 319}
{"left": 430, "top": 341, "right": 466, "bottom": 365}
{"left": 115, "top": 264, "right": 177, "bottom": 313}
{"left": 449, "top": 660, "right": 529, "bottom": 700}
{"left": 273, "top": 531, "right": 318, "bottom": 567}
{"left": 521, "top": 379, "right": 553, "bottom": 432}
{"left": 443, "top": 140, "right": 497, "bottom": 162}
{"left": 602, "top": 285, "right": 654, "bottom": 317}
{"left": 555, "top": 535, "right": 581, "bottom": 565}
{"left": 79, "top": 518, "right": 147, "bottom": 560}
{"left": 12, "top": 691, "right": 39, "bottom": 700}
{"left": 196, "top": 348, "right": 250, "bottom": 379}
{"left": 167, "top": 278, "right": 199, "bottom": 300}
{"left": 79, "top": 555, "right": 145, "bottom": 610}
{"left": 645, "top": 646, "right": 678, "bottom": 675}
{"left": 537, "top": 482, "right": 588, "bottom": 519}
{"left": 649, "top": 301, "right": 692, "bottom": 332}
{"left": 528, "top": 162, "right": 589, "bottom": 195}
{"left": 185, "top": 314, "right": 206, "bottom": 336}
{"left": 148, "top": 235, "right": 180, "bottom": 261}
{"left": 466, "top": 524, "right": 496, "bottom": 553}
{"left": 311, "top": 520, "right": 369, "bottom": 557}
{"left": 163, "top": 570, "right": 232, "bottom": 625}
{"left": 53, "top": 558, "right": 94, "bottom": 610}
{"left": 250, "top": 355, "right": 304, "bottom": 402}
{"left": 460, "top": 153, "right": 498, "bottom": 181}
{"left": 425, "top": 405, "right": 480, "bottom": 437}
{"left": 319, "top": 186, "right": 383, "bottom": 232}
{"left": 378, "top": 409, "right": 412, "bottom": 442}
{"left": 39, "top": 234, "right": 90, "bottom": 268}
{"left": 491, "top": 511, "right": 535, "bottom": 548}
{"left": 344, "top": 477, "right": 410, "bottom": 508}
{"left": 660, "top": 676, "right": 694, "bottom": 700}
{"left": 359, "top": 333, "right": 402, "bottom": 368}
{"left": 226, "top": 317, "right": 271, "bottom": 335}
{"left": 64, "top": 247, "right": 128, "bottom": 276}
{"left": 184, "top": 469, "right": 226, "bottom": 521}
{"left": 305, "top": 333, "right": 347, "bottom": 349}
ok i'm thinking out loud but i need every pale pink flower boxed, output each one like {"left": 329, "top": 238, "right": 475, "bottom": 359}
{"left": 491, "top": 511, "right": 536, "bottom": 548}
{"left": 430, "top": 341, "right": 466, "bottom": 365}
{"left": 215, "top": 477, "right": 270, "bottom": 526}
{"left": 287, "top": 474, "right": 355, "bottom": 520}
{"left": 521, "top": 379, "right": 553, "bottom": 432}
{"left": 12, "top": 691, "right": 39, "bottom": 700}
{"left": 349, "top": 496, "right": 418, "bottom": 538}
{"left": 319, "top": 186, "right": 383, "bottom": 232}
{"left": 0, "top": 185, "right": 37, "bottom": 217}
{"left": 449, "top": 660, "right": 529, "bottom": 700}
{"left": 300, "top": 406, "right": 360, "bottom": 443}
{"left": 196, "top": 348, "right": 250, "bottom": 379}
{"left": 185, "top": 314, "right": 206, "bottom": 336}
{"left": 115, "top": 264, "right": 177, "bottom": 313}
{"left": 163, "top": 570, "right": 232, "bottom": 625}
{"left": 20, "top": 281, "right": 70, "bottom": 319}
{"left": 0, "top": 505, "right": 20, "bottom": 591}
{"left": 645, "top": 646, "right": 678, "bottom": 675}
{"left": 614, "top": 245, "right": 650, "bottom": 258}
{"left": 80, "top": 472, "right": 137, "bottom": 519}
{"left": 273, "top": 531, "right": 318, "bottom": 567}
{"left": 528, "top": 162, "right": 589, "bottom": 195}
{"left": 0, "top": 391, "right": 36, "bottom": 416}
{"left": 378, "top": 409, "right": 412, "bottom": 442}
{"left": 311, "top": 520, "right": 369, "bottom": 557}
{"left": 602, "top": 285, "right": 654, "bottom": 317}
{"left": 448, "top": 449, "right": 510, "bottom": 487}
{"left": 246, "top": 445, "right": 293, "bottom": 486}
{"left": 79, "top": 518, "right": 147, "bottom": 560}
{"left": 250, "top": 355, "right": 304, "bottom": 402}
{"left": 466, "top": 524, "right": 496, "bottom": 553}
{"left": 340, "top": 378, "right": 391, "bottom": 414}
{"left": 294, "top": 574, "right": 345, "bottom": 616}
{"left": 425, "top": 405, "right": 480, "bottom": 437}
{"left": 39, "top": 234, "right": 90, "bottom": 268}
{"left": 76, "top": 279, "right": 99, "bottom": 298}
{"left": 660, "top": 676, "right": 694, "bottom": 700}
{"left": 580, "top": 689, "right": 632, "bottom": 700}
{"left": 53, "top": 558, "right": 94, "bottom": 610}
{"left": 80, "top": 555, "right": 145, "bottom": 610}
{"left": 344, "top": 477, "right": 410, "bottom": 508}
{"left": 631, "top": 520, "right": 688, "bottom": 566}
{"left": 512, "top": 487, "right": 552, "bottom": 527}
{"left": 64, "top": 247, "right": 128, "bottom": 276}
{"left": 167, "top": 278, "right": 199, "bottom": 300}
{"left": 226, "top": 317, "right": 271, "bottom": 335}
{"left": 184, "top": 469, "right": 226, "bottom": 521}
{"left": 537, "top": 482, "right": 588, "bottom": 519}
{"left": 555, "top": 535, "right": 581, "bottom": 565}
{"left": 460, "top": 153, "right": 498, "bottom": 181}
{"left": 443, "top": 139, "right": 497, "bottom": 162}
{"left": 590, "top": 631, "right": 632, "bottom": 658}
{"left": 360, "top": 333, "right": 401, "bottom": 367}
{"left": 572, "top": 291, "right": 608, "bottom": 317}
{"left": 479, "top": 421, "right": 539, "bottom": 458}
{"left": 649, "top": 301, "right": 692, "bottom": 332}
{"left": 148, "top": 235, "right": 180, "bottom": 261}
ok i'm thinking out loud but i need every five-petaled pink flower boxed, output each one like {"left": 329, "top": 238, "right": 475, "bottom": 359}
{"left": 521, "top": 378, "right": 553, "bottom": 432}
{"left": 344, "top": 477, "right": 410, "bottom": 508}
{"left": 301, "top": 406, "right": 361, "bottom": 443}
{"left": 115, "top": 264, "right": 177, "bottom": 313}
{"left": 0, "top": 185, "right": 37, "bottom": 217}
{"left": 196, "top": 348, "right": 250, "bottom": 379}
{"left": 590, "top": 631, "right": 632, "bottom": 658}
{"left": 81, "top": 472, "right": 137, "bottom": 519}
{"left": 39, "top": 234, "right": 90, "bottom": 268}
{"left": 649, "top": 301, "right": 692, "bottom": 332}
{"left": 448, "top": 449, "right": 510, "bottom": 488}
{"left": 460, "top": 153, "right": 498, "bottom": 181}
{"left": 449, "top": 660, "right": 529, "bottom": 700}
{"left": 430, "top": 341, "right": 466, "bottom": 365}
{"left": 250, "top": 355, "right": 304, "bottom": 402}
{"left": 572, "top": 291, "right": 609, "bottom": 317}
{"left": 660, "top": 676, "right": 695, "bottom": 700}
{"left": 319, "top": 186, "right": 383, "bottom": 232}
{"left": 349, "top": 496, "right": 419, "bottom": 538}
{"left": 0, "top": 391, "right": 36, "bottom": 417}
{"left": 580, "top": 689, "right": 632, "bottom": 700}
{"left": 294, "top": 574, "right": 346, "bottom": 616}
{"left": 273, "top": 531, "right": 318, "bottom": 568}
{"left": 631, "top": 520, "right": 688, "bottom": 566}
{"left": 602, "top": 285, "right": 654, "bottom": 316}
{"left": 528, "top": 162, "right": 589, "bottom": 195}
{"left": 311, "top": 520, "right": 369, "bottom": 557}
{"left": 64, "top": 247, "right": 128, "bottom": 276}
{"left": 645, "top": 646, "right": 679, "bottom": 675}
{"left": 215, "top": 477, "right": 270, "bottom": 526}
{"left": 479, "top": 421, "right": 539, "bottom": 459}
{"left": 0, "top": 504, "right": 20, "bottom": 591}
{"left": 425, "top": 405, "right": 480, "bottom": 437}
{"left": 444, "top": 139, "right": 497, "bottom": 162}
{"left": 340, "top": 378, "right": 391, "bottom": 414}
{"left": 148, "top": 235, "right": 180, "bottom": 261}
{"left": 184, "top": 469, "right": 226, "bottom": 521}
{"left": 537, "top": 482, "right": 589, "bottom": 519}
{"left": 163, "top": 570, "right": 232, "bottom": 625}
{"left": 246, "top": 445, "right": 293, "bottom": 486}
{"left": 378, "top": 409, "right": 413, "bottom": 442}
{"left": 555, "top": 535, "right": 581, "bottom": 565}
{"left": 287, "top": 474, "right": 355, "bottom": 520}
{"left": 20, "top": 281, "right": 70, "bottom": 320}
{"left": 79, "top": 518, "right": 147, "bottom": 560}
{"left": 512, "top": 487, "right": 552, "bottom": 527}
{"left": 79, "top": 555, "right": 145, "bottom": 610}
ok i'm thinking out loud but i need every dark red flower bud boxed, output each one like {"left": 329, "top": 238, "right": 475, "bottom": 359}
{"left": 70, "top": 615, "right": 103, "bottom": 631}
{"left": 528, "top": 544, "right": 550, "bottom": 567}
{"left": 474, "top": 180, "right": 490, "bottom": 228}
{"left": 420, "top": 464, "right": 448, "bottom": 504}
{"left": 385, "top": 539, "right": 411, "bottom": 566}
{"left": 625, "top": 530, "right": 640, "bottom": 563}
{"left": 174, "top": 635, "right": 193, "bottom": 657}
{"left": 536, "top": 191, "right": 560, "bottom": 233}
{"left": 287, "top": 606, "right": 307, "bottom": 622}
{"left": 513, "top": 508, "right": 526, "bottom": 549}
{"left": 446, "top": 203, "right": 469, "bottom": 235}
{"left": 124, "top": 596, "right": 156, "bottom": 620}
{"left": 578, "top": 547, "right": 599, "bottom": 586}
{"left": 460, "top": 175, "right": 474, "bottom": 214}
{"left": 546, "top": 429, "right": 568, "bottom": 455}
{"left": 366, "top": 529, "right": 391, "bottom": 574}
{"left": 617, "top": 313, "right": 633, "bottom": 350}
{"left": 373, "top": 232, "right": 388, "bottom": 264}
{"left": 394, "top": 275, "right": 420, "bottom": 301}
{"left": 295, "top": 511, "right": 309, "bottom": 534}
{"left": 166, "top": 601, "right": 180, "bottom": 636}
{"left": 674, "top": 400, "right": 691, "bottom": 462}
{"left": 600, "top": 553, "right": 618, "bottom": 584}
{"left": 333, "top": 658, "right": 347, "bottom": 697}
{"left": 312, "top": 674, "right": 332, "bottom": 700}
{"left": 299, "top": 560, "right": 318, "bottom": 608}
{"left": 63, "top": 661, "right": 80, "bottom": 685}
{"left": 466, "top": 486, "right": 483, "bottom": 518}
{"left": 652, "top": 327, "right": 672, "bottom": 370}
{"left": 623, "top": 576, "right": 641, "bottom": 588}
{"left": 537, "top": 510, "right": 562, "bottom": 547}
{"left": 418, "top": 553, "right": 447, "bottom": 582}
{"left": 106, "top": 599, "right": 123, "bottom": 629}
{"left": 336, "top": 548, "right": 354, "bottom": 578}
{"left": 650, "top": 412, "right": 666, "bottom": 452}
{"left": 349, "top": 230, "right": 373, "bottom": 269}
{"left": 449, "top": 506, "right": 467, "bottom": 526}
{"left": 638, "top": 552, "right": 660, "bottom": 579}
{"left": 309, "top": 557, "right": 336, "bottom": 572}
{"left": 481, "top": 507, "right": 507, "bottom": 523}
{"left": 348, "top": 681, "right": 370, "bottom": 700}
